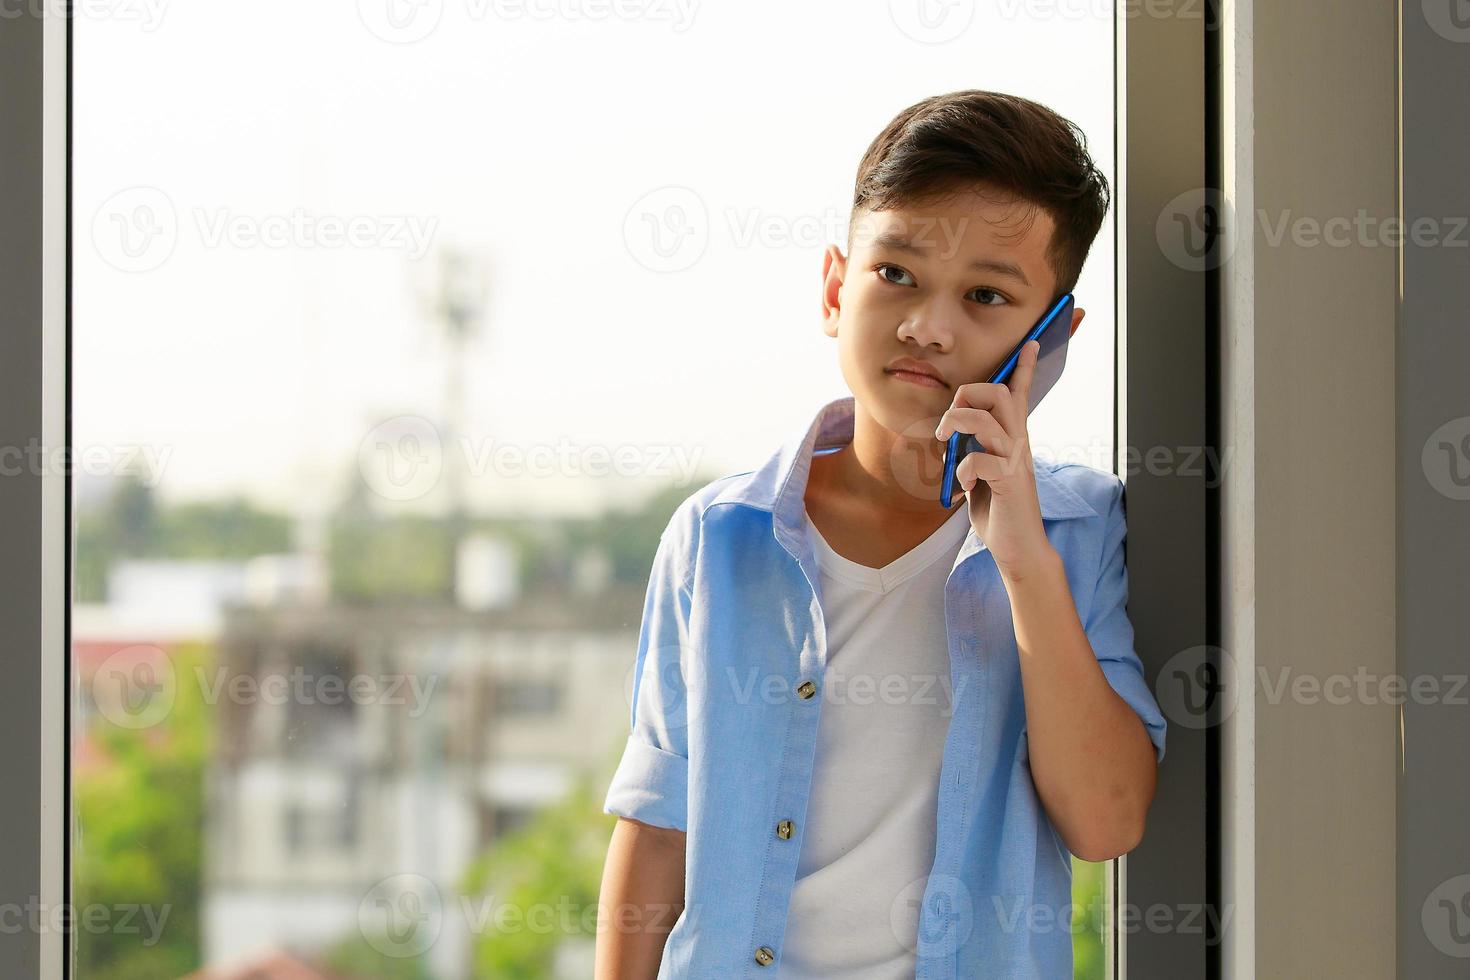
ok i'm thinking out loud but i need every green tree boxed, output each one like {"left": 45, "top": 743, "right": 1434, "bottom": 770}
{"left": 73, "top": 644, "right": 211, "bottom": 980}
{"left": 574, "top": 474, "right": 721, "bottom": 586}
{"left": 1072, "top": 857, "right": 1107, "bottom": 979}
{"left": 322, "top": 934, "right": 435, "bottom": 980}
{"left": 153, "top": 498, "right": 292, "bottom": 559}
{"left": 328, "top": 512, "right": 456, "bottom": 603}
{"left": 457, "top": 756, "right": 621, "bottom": 978}
{"left": 73, "top": 478, "right": 292, "bottom": 602}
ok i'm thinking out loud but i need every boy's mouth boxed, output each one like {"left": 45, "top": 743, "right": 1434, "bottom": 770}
{"left": 886, "top": 368, "right": 948, "bottom": 389}
{"left": 885, "top": 356, "right": 949, "bottom": 388}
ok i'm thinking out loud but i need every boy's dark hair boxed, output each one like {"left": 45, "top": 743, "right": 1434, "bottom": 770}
{"left": 849, "top": 90, "right": 1110, "bottom": 297}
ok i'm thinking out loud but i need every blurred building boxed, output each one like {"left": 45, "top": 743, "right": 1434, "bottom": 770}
{"left": 69, "top": 503, "right": 650, "bottom": 978}
{"left": 199, "top": 583, "right": 639, "bottom": 979}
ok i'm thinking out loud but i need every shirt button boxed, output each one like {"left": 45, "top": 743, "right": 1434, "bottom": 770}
{"left": 796, "top": 679, "right": 817, "bottom": 699}
{"left": 776, "top": 819, "right": 794, "bottom": 840}
{"left": 754, "top": 946, "right": 776, "bottom": 966}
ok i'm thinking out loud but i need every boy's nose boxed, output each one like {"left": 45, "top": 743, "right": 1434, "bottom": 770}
{"left": 897, "top": 294, "right": 970, "bottom": 350}
{"left": 897, "top": 313, "right": 951, "bottom": 351}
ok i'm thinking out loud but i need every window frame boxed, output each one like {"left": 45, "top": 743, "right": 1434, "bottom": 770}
{"left": 0, "top": 4, "right": 1220, "bottom": 976}
{"left": 2, "top": 5, "right": 68, "bottom": 980}
{"left": 1111, "top": 0, "right": 1214, "bottom": 975}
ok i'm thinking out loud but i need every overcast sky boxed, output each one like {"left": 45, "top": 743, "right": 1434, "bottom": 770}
{"left": 74, "top": 0, "right": 1116, "bottom": 520}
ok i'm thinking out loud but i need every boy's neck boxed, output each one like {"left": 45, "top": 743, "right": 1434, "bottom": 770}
{"left": 806, "top": 399, "right": 967, "bottom": 521}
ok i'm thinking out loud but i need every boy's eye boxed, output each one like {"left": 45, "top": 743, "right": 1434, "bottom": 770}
{"left": 967, "top": 287, "right": 1008, "bottom": 307}
{"left": 875, "top": 263, "right": 915, "bottom": 287}
{"left": 874, "top": 264, "right": 1010, "bottom": 307}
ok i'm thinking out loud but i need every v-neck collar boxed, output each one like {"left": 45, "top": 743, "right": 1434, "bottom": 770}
{"left": 803, "top": 502, "right": 971, "bottom": 594}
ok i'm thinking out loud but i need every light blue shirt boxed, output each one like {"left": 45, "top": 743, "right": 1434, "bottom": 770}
{"left": 603, "top": 394, "right": 1168, "bottom": 979}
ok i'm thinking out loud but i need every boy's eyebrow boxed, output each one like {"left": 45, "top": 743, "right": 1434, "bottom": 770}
{"left": 869, "top": 232, "right": 1033, "bottom": 287}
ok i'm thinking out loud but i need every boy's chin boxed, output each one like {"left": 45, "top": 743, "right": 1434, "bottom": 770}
{"left": 858, "top": 386, "right": 950, "bottom": 445}
{"left": 851, "top": 391, "right": 951, "bottom": 502}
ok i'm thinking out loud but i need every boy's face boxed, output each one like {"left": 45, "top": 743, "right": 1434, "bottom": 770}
{"left": 821, "top": 187, "right": 1085, "bottom": 446}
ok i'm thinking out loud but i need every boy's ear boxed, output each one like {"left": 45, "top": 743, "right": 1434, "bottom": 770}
{"left": 1068, "top": 306, "right": 1086, "bottom": 339}
{"left": 821, "top": 245, "right": 846, "bottom": 337}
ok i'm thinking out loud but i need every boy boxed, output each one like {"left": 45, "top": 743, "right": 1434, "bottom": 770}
{"left": 595, "top": 90, "right": 1168, "bottom": 979}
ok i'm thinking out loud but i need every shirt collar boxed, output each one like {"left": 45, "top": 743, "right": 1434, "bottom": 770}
{"left": 708, "top": 395, "right": 1097, "bottom": 556}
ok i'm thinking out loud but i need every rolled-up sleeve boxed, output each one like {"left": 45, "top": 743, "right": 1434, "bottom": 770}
{"left": 1085, "top": 476, "right": 1168, "bottom": 764}
{"left": 602, "top": 518, "right": 695, "bottom": 832}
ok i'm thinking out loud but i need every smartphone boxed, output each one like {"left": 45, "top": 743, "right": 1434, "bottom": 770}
{"left": 939, "top": 293, "right": 1075, "bottom": 506}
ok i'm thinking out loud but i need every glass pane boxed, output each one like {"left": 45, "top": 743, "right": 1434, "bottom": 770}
{"left": 72, "top": 4, "right": 1117, "bottom": 977}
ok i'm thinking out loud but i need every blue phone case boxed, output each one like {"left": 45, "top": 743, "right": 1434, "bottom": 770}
{"left": 939, "top": 293, "right": 1075, "bottom": 506}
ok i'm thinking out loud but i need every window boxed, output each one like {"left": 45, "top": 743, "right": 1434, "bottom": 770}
{"left": 57, "top": 5, "right": 1160, "bottom": 979}
{"left": 494, "top": 680, "right": 561, "bottom": 718}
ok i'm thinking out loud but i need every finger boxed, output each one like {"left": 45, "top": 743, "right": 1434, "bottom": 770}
{"left": 959, "top": 445, "right": 1034, "bottom": 489}
{"left": 935, "top": 407, "right": 1009, "bottom": 455}
{"left": 1010, "top": 339, "right": 1040, "bottom": 420}
{"left": 951, "top": 380, "right": 1001, "bottom": 410}
{"left": 952, "top": 378, "right": 1020, "bottom": 443}
{"left": 956, "top": 447, "right": 1006, "bottom": 490}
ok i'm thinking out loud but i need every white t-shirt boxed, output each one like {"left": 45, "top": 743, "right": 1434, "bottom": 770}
{"left": 778, "top": 502, "right": 973, "bottom": 979}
